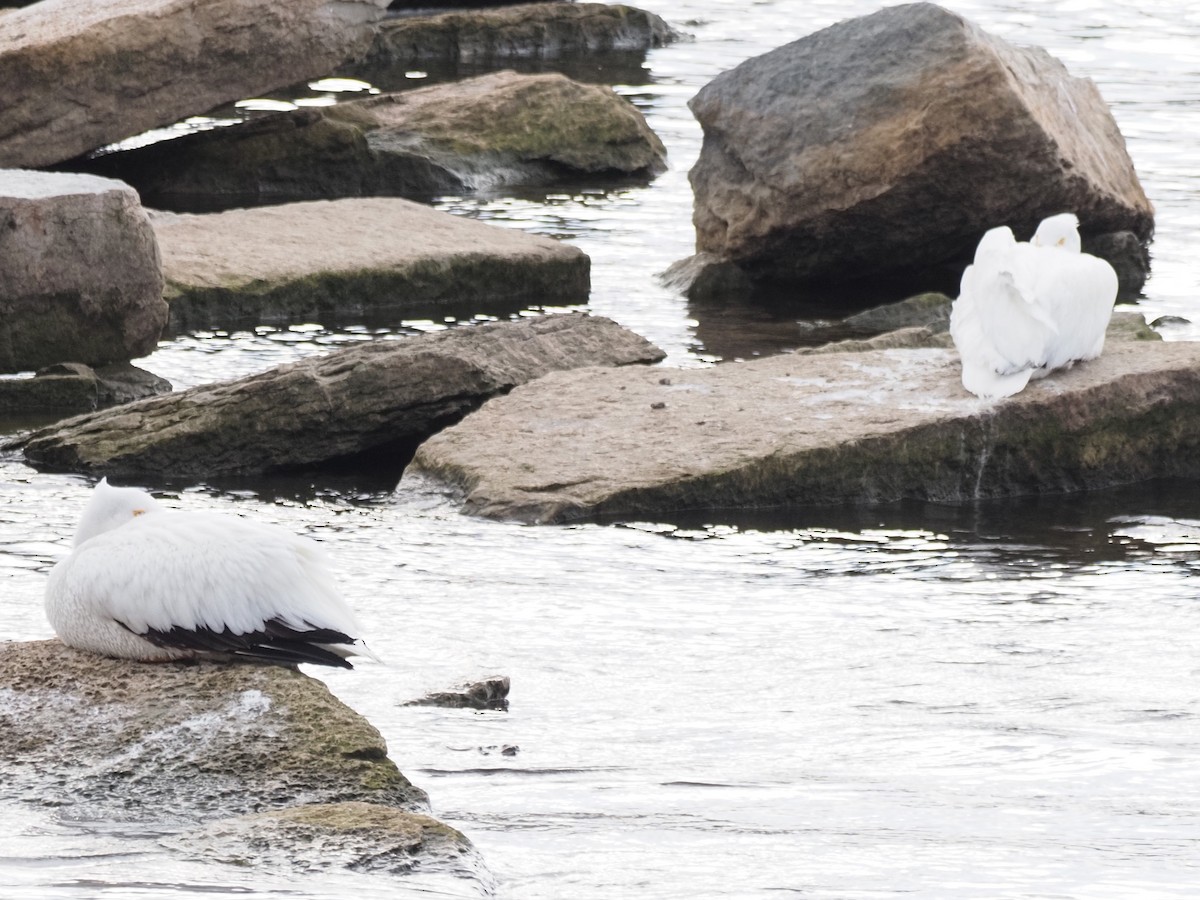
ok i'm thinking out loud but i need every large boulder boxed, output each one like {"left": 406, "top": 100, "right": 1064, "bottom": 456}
{"left": 0, "top": 0, "right": 386, "bottom": 169}
{"left": 365, "top": 3, "right": 678, "bottom": 67}
{"left": 150, "top": 198, "right": 590, "bottom": 332}
{"left": 0, "top": 170, "right": 167, "bottom": 373}
{"left": 405, "top": 329, "right": 1199, "bottom": 524}
{"left": 82, "top": 71, "right": 668, "bottom": 211}
{"left": 686, "top": 2, "right": 1153, "bottom": 291}
{"left": 9, "top": 313, "right": 665, "bottom": 479}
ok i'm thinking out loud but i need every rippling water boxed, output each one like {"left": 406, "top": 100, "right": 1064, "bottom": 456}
{"left": 4, "top": 1, "right": 1200, "bottom": 898}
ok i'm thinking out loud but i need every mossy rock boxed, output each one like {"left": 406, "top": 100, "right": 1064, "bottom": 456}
{"left": 0, "top": 641, "right": 427, "bottom": 822}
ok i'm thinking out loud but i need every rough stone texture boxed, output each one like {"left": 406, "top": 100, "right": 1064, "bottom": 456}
{"left": 83, "top": 71, "right": 668, "bottom": 211}
{"left": 0, "top": 362, "right": 171, "bottom": 414}
{"left": 0, "top": 170, "right": 167, "bottom": 373}
{"left": 10, "top": 313, "right": 665, "bottom": 478}
{"left": 170, "top": 801, "right": 491, "bottom": 883}
{"left": 687, "top": 2, "right": 1154, "bottom": 290}
{"left": 407, "top": 334, "right": 1199, "bottom": 524}
{"left": 150, "top": 198, "right": 590, "bottom": 332}
{"left": 0, "top": 0, "right": 386, "bottom": 168}
{"left": 0, "top": 640, "right": 428, "bottom": 822}
{"left": 366, "top": 2, "right": 678, "bottom": 66}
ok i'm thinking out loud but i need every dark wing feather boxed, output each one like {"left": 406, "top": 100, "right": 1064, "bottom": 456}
{"left": 128, "top": 617, "right": 356, "bottom": 669}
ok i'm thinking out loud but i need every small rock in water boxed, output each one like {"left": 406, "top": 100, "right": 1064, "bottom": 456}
{"left": 404, "top": 675, "right": 510, "bottom": 710}
{"left": 477, "top": 744, "right": 520, "bottom": 757}
{"left": 1151, "top": 315, "right": 1191, "bottom": 328}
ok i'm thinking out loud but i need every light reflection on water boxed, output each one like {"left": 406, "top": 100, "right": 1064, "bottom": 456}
{"left": 5, "top": 0, "right": 1200, "bottom": 897}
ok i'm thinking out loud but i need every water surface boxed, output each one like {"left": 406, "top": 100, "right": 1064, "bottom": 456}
{"left": 4, "top": 1, "right": 1200, "bottom": 897}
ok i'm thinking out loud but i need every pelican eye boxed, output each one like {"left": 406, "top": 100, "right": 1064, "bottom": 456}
{"left": 1056, "top": 237, "right": 1066, "bottom": 246}
{"left": 132, "top": 508, "right": 146, "bottom": 517}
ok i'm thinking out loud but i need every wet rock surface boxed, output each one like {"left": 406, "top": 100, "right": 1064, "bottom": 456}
{"left": 0, "top": 170, "right": 166, "bottom": 373}
{"left": 0, "top": 640, "right": 428, "bottom": 821}
{"left": 150, "top": 198, "right": 590, "bottom": 332}
{"left": 0, "top": 0, "right": 386, "bottom": 168}
{"left": 9, "top": 313, "right": 665, "bottom": 479}
{"left": 686, "top": 2, "right": 1153, "bottom": 293}
{"left": 83, "top": 71, "right": 667, "bottom": 211}
{"left": 407, "top": 330, "right": 1198, "bottom": 524}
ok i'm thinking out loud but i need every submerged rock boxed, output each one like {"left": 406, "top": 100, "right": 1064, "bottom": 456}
{"left": 404, "top": 675, "right": 511, "bottom": 710}
{"left": 150, "top": 198, "right": 590, "bottom": 332}
{"left": 0, "top": 640, "right": 428, "bottom": 821}
{"left": 0, "top": 170, "right": 166, "bottom": 373}
{"left": 84, "top": 71, "right": 667, "bottom": 210}
{"left": 0, "top": 363, "right": 171, "bottom": 414}
{"left": 9, "top": 313, "right": 665, "bottom": 479}
{"left": 0, "top": 0, "right": 386, "bottom": 168}
{"left": 406, "top": 332, "right": 1199, "bottom": 523}
{"left": 171, "top": 801, "right": 491, "bottom": 883}
{"left": 686, "top": 2, "right": 1153, "bottom": 292}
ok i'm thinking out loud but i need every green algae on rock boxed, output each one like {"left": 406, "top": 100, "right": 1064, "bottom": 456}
{"left": 83, "top": 71, "right": 667, "bottom": 210}
{"left": 0, "top": 640, "right": 427, "bottom": 821}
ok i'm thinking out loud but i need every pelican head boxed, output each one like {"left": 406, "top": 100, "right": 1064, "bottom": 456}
{"left": 1032, "top": 213, "right": 1081, "bottom": 253}
{"left": 73, "top": 478, "right": 163, "bottom": 547}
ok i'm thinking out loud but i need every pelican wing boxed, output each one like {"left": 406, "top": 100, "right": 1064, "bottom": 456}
{"left": 136, "top": 619, "right": 355, "bottom": 669}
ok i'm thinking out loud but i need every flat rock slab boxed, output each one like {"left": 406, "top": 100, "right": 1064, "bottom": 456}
{"left": 0, "top": 0, "right": 385, "bottom": 168}
{"left": 0, "top": 640, "right": 427, "bottom": 822}
{"left": 407, "top": 340, "right": 1200, "bottom": 523}
{"left": 11, "top": 313, "right": 664, "bottom": 479}
{"left": 151, "top": 198, "right": 591, "bottom": 331}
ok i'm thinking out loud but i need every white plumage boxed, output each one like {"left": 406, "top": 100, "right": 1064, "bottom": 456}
{"left": 45, "top": 479, "right": 371, "bottom": 668}
{"left": 949, "top": 213, "right": 1119, "bottom": 399}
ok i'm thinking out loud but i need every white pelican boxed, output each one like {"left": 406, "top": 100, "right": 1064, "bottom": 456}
{"left": 45, "top": 479, "right": 372, "bottom": 668}
{"left": 949, "top": 213, "right": 1119, "bottom": 399}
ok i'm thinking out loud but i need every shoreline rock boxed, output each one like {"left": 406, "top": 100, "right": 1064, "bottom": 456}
{"left": 8, "top": 313, "right": 665, "bottom": 479}
{"left": 150, "top": 198, "right": 590, "bottom": 333}
{"left": 405, "top": 331, "right": 1199, "bottom": 524}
